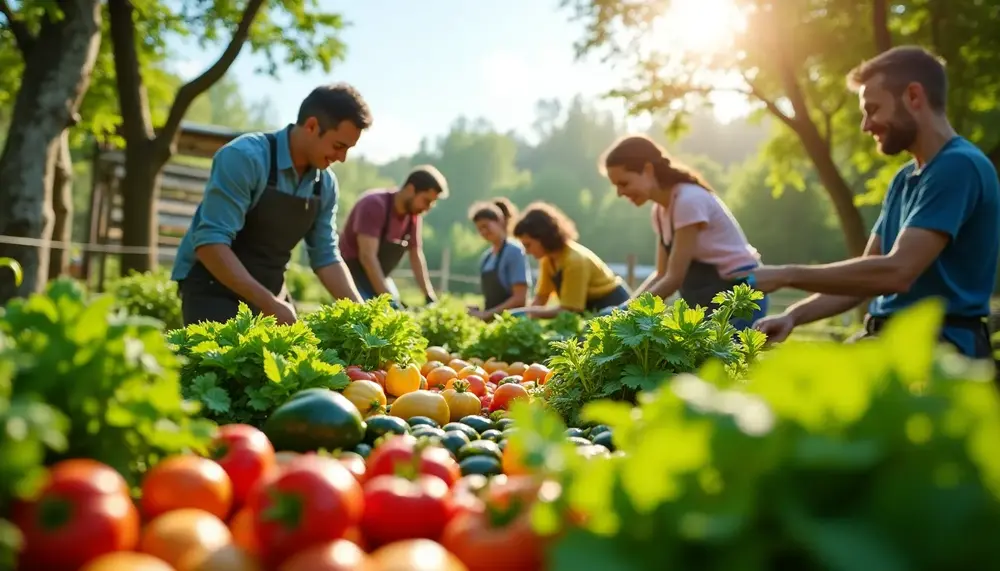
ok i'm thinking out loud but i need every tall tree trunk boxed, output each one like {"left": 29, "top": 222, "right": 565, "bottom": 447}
{"left": 0, "top": 0, "right": 102, "bottom": 303}
{"left": 48, "top": 129, "right": 73, "bottom": 280}
{"left": 872, "top": 0, "right": 892, "bottom": 53}
{"left": 108, "top": 0, "right": 266, "bottom": 274}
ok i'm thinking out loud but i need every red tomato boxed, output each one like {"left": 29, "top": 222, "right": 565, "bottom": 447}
{"left": 360, "top": 475, "right": 454, "bottom": 547}
{"left": 338, "top": 453, "right": 367, "bottom": 482}
{"left": 489, "top": 383, "right": 529, "bottom": 412}
{"left": 461, "top": 375, "right": 487, "bottom": 397}
{"left": 365, "top": 435, "right": 460, "bottom": 488}
{"left": 211, "top": 424, "right": 276, "bottom": 508}
{"left": 441, "top": 475, "right": 551, "bottom": 571}
{"left": 488, "top": 371, "right": 507, "bottom": 385}
{"left": 248, "top": 455, "right": 364, "bottom": 568}
{"left": 479, "top": 394, "right": 493, "bottom": 410}
{"left": 15, "top": 459, "right": 140, "bottom": 570}
{"left": 346, "top": 366, "right": 375, "bottom": 382}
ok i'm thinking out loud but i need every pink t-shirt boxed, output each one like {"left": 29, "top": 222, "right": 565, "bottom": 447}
{"left": 652, "top": 183, "right": 760, "bottom": 273}
{"left": 339, "top": 188, "right": 422, "bottom": 261}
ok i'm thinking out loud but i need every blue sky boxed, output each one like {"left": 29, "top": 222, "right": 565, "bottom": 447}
{"left": 170, "top": 0, "right": 640, "bottom": 163}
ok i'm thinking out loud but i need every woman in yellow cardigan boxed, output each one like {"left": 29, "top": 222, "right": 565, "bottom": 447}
{"left": 509, "top": 202, "right": 629, "bottom": 318}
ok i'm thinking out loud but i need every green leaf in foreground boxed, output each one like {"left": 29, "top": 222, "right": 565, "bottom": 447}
{"left": 0, "top": 258, "right": 22, "bottom": 287}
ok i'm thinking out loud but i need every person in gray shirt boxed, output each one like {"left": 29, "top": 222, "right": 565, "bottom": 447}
{"left": 468, "top": 198, "right": 532, "bottom": 320}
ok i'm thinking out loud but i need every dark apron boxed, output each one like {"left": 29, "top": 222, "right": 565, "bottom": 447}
{"left": 343, "top": 193, "right": 414, "bottom": 300}
{"left": 179, "top": 131, "right": 322, "bottom": 326}
{"left": 660, "top": 205, "right": 751, "bottom": 311}
{"left": 481, "top": 242, "right": 511, "bottom": 310}
{"left": 551, "top": 264, "right": 630, "bottom": 312}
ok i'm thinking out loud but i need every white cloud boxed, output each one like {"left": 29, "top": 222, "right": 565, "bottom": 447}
{"left": 172, "top": 58, "right": 205, "bottom": 81}
{"left": 351, "top": 113, "right": 424, "bottom": 164}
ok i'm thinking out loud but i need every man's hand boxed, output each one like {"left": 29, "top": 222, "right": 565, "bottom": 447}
{"left": 262, "top": 296, "right": 297, "bottom": 325}
{"left": 753, "top": 313, "right": 796, "bottom": 344}
{"left": 725, "top": 265, "right": 789, "bottom": 294}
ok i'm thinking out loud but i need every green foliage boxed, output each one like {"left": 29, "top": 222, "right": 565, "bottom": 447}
{"left": 543, "top": 287, "right": 766, "bottom": 425}
{"left": 411, "top": 295, "right": 484, "bottom": 353}
{"left": 515, "top": 299, "right": 1000, "bottom": 570}
{"left": 168, "top": 303, "right": 348, "bottom": 426}
{"left": 284, "top": 262, "right": 332, "bottom": 305}
{"left": 0, "top": 277, "right": 215, "bottom": 487}
{"left": 107, "top": 269, "right": 183, "bottom": 330}
{"left": 303, "top": 295, "right": 428, "bottom": 369}
{"left": 465, "top": 312, "right": 552, "bottom": 364}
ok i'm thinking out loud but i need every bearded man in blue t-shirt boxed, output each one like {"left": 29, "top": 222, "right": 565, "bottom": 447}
{"left": 731, "top": 45, "right": 1000, "bottom": 360}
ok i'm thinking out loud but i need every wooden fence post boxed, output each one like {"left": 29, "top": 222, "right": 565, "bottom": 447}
{"left": 626, "top": 253, "right": 636, "bottom": 289}
{"left": 439, "top": 246, "right": 451, "bottom": 293}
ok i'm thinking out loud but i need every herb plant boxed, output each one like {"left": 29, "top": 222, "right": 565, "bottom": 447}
{"left": 107, "top": 269, "right": 183, "bottom": 330}
{"left": 0, "top": 278, "right": 215, "bottom": 486}
{"left": 465, "top": 311, "right": 552, "bottom": 364}
{"left": 303, "top": 294, "right": 428, "bottom": 369}
{"left": 169, "top": 304, "right": 349, "bottom": 426}
{"left": 514, "top": 299, "right": 1000, "bottom": 571}
{"left": 412, "top": 295, "right": 483, "bottom": 353}
{"left": 542, "top": 286, "right": 766, "bottom": 425}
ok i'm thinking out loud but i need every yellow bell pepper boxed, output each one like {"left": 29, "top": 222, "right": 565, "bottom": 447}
{"left": 385, "top": 363, "right": 422, "bottom": 397}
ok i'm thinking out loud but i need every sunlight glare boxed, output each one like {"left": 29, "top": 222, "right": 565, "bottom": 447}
{"left": 647, "top": 0, "right": 747, "bottom": 55}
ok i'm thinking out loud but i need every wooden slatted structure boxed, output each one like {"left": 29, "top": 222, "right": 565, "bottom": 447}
{"left": 83, "top": 123, "right": 246, "bottom": 289}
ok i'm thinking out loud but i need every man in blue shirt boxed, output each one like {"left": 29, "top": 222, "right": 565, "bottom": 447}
{"left": 171, "top": 83, "right": 371, "bottom": 326}
{"left": 730, "top": 46, "right": 1000, "bottom": 360}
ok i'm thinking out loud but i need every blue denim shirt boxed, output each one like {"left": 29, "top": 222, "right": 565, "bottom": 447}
{"left": 171, "top": 125, "right": 342, "bottom": 281}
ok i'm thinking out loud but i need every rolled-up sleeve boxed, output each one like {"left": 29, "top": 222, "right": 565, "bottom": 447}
{"left": 305, "top": 171, "right": 342, "bottom": 269}
{"left": 192, "top": 142, "right": 264, "bottom": 248}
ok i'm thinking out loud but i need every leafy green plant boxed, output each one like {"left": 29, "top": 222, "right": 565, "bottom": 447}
{"left": 515, "top": 298, "right": 1000, "bottom": 571}
{"left": 107, "top": 268, "right": 183, "bottom": 330}
{"left": 412, "top": 295, "right": 483, "bottom": 352}
{"left": 542, "top": 286, "right": 766, "bottom": 425}
{"left": 0, "top": 258, "right": 22, "bottom": 288}
{"left": 465, "top": 311, "right": 552, "bottom": 364}
{"left": 0, "top": 277, "right": 215, "bottom": 487}
{"left": 169, "top": 303, "right": 349, "bottom": 426}
{"left": 303, "top": 295, "right": 428, "bottom": 369}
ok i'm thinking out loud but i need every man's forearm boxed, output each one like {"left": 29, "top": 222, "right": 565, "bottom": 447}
{"left": 195, "top": 244, "right": 275, "bottom": 307}
{"left": 785, "top": 293, "right": 865, "bottom": 326}
{"left": 782, "top": 257, "right": 906, "bottom": 297}
{"left": 411, "top": 256, "right": 436, "bottom": 300}
{"left": 359, "top": 253, "right": 392, "bottom": 295}
{"left": 315, "top": 263, "right": 362, "bottom": 302}
{"left": 633, "top": 272, "right": 661, "bottom": 296}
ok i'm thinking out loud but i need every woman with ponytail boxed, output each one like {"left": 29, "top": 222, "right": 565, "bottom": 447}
{"left": 467, "top": 198, "right": 532, "bottom": 320}
{"left": 600, "top": 134, "right": 767, "bottom": 327}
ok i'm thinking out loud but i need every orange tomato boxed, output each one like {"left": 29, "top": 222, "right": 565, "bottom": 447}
{"left": 78, "top": 552, "right": 174, "bottom": 571}
{"left": 457, "top": 365, "right": 487, "bottom": 379}
{"left": 228, "top": 507, "right": 258, "bottom": 556}
{"left": 342, "top": 380, "right": 388, "bottom": 416}
{"left": 180, "top": 544, "right": 261, "bottom": 571}
{"left": 385, "top": 363, "right": 422, "bottom": 397}
{"left": 421, "top": 360, "right": 445, "bottom": 376}
{"left": 483, "top": 359, "right": 509, "bottom": 374}
{"left": 501, "top": 438, "right": 529, "bottom": 476}
{"left": 141, "top": 455, "right": 233, "bottom": 521}
{"left": 368, "top": 539, "right": 468, "bottom": 571}
{"left": 521, "top": 363, "right": 550, "bottom": 384}
{"left": 441, "top": 381, "right": 484, "bottom": 421}
{"left": 448, "top": 359, "right": 471, "bottom": 372}
{"left": 489, "top": 383, "right": 529, "bottom": 412}
{"left": 425, "top": 346, "right": 452, "bottom": 364}
{"left": 277, "top": 539, "right": 371, "bottom": 571}
{"left": 506, "top": 362, "right": 528, "bottom": 376}
{"left": 425, "top": 366, "right": 458, "bottom": 390}
{"left": 139, "top": 508, "right": 232, "bottom": 571}
{"left": 467, "top": 357, "right": 484, "bottom": 367}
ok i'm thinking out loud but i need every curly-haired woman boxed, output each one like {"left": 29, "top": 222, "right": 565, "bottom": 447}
{"left": 509, "top": 201, "right": 630, "bottom": 318}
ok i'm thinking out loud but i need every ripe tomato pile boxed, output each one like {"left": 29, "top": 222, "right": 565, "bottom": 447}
{"left": 12, "top": 423, "right": 555, "bottom": 571}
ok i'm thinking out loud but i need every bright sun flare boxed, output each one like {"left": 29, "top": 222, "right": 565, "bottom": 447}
{"left": 644, "top": 0, "right": 752, "bottom": 123}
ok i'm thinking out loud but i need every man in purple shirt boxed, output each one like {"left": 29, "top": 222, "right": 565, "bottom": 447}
{"left": 339, "top": 165, "right": 448, "bottom": 305}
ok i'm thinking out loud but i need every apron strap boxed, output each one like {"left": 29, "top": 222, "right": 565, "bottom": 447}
{"left": 381, "top": 192, "right": 415, "bottom": 241}
{"left": 265, "top": 133, "right": 278, "bottom": 187}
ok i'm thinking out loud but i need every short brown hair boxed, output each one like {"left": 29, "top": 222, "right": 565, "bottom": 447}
{"left": 403, "top": 165, "right": 449, "bottom": 198}
{"left": 847, "top": 45, "right": 948, "bottom": 112}
{"left": 469, "top": 198, "right": 518, "bottom": 231}
{"left": 512, "top": 202, "right": 578, "bottom": 252}
{"left": 297, "top": 83, "right": 372, "bottom": 131}
{"left": 600, "top": 134, "right": 716, "bottom": 192}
